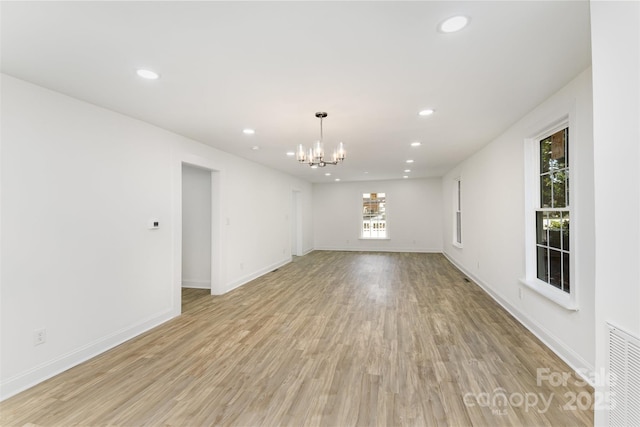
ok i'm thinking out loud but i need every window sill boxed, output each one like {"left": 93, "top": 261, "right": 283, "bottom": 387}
{"left": 452, "top": 242, "right": 463, "bottom": 249}
{"left": 519, "top": 278, "right": 578, "bottom": 311}
{"left": 359, "top": 237, "right": 390, "bottom": 240}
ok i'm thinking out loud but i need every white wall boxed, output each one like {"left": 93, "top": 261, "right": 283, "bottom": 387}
{"left": 591, "top": 2, "right": 640, "bottom": 425}
{"left": 442, "top": 68, "right": 595, "bottom": 377}
{"left": 313, "top": 178, "right": 443, "bottom": 252}
{"left": 0, "top": 74, "right": 313, "bottom": 399}
{"left": 182, "top": 164, "right": 211, "bottom": 289}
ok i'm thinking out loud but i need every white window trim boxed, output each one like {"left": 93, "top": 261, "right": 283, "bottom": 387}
{"left": 522, "top": 114, "right": 579, "bottom": 311}
{"left": 452, "top": 177, "right": 463, "bottom": 248}
{"left": 360, "top": 191, "right": 388, "bottom": 240}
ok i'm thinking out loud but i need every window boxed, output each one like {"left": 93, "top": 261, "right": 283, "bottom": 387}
{"left": 522, "top": 121, "right": 576, "bottom": 310}
{"left": 536, "top": 128, "right": 570, "bottom": 292}
{"left": 362, "top": 193, "right": 386, "bottom": 238}
{"left": 453, "top": 179, "right": 462, "bottom": 247}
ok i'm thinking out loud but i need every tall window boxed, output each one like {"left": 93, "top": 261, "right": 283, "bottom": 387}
{"left": 362, "top": 193, "right": 386, "bottom": 238}
{"left": 453, "top": 179, "right": 462, "bottom": 246}
{"left": 535, "top": 127, "right": 570, "bottom": 292}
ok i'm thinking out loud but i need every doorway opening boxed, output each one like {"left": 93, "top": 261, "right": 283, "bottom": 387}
{"left": 182, "top": 164, "right": 211, "bottom": 291}
{"left": 177, "top": 161, "right": 223, "bottom": 314}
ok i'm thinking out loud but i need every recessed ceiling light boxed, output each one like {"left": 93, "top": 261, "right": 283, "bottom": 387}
{"left": 136, "top": 69, "right": 160, "bottom": 80}
{"left": 243, "top": 129, "right": 255, "bottom": 135}
{"left": 335, "top": 178, "right": 341, "bottom": 182}
{"left": 406, "top": 159, "right": 414, "bottom": 164}
{"left": 411, "top": 142, "right": 422, "bottom": 147}
{"left": 286, "top": 151, "right": 295, "bottom": 156}
{"left": 311, "top": 165, "right": 318, "bottom": 169}
{"left": 364, "top": 171, "right": 369, "bottom": 174}
{"left": 325, "top": 172, "right": 331, "bottom": 176}
{"left": 403, "top": 175, "right": 409, "bottom": 179}
{"left": 251, "top": 146, "right": 260, "bottom": 151}
{"left": 439, "top": 16, "right": 469, "bottom": 33}
{"left": 418, "top": 109, "right": 435, "bottom": 117}
{"left": 404, "top": 169, "right": 411, "bottom": 173}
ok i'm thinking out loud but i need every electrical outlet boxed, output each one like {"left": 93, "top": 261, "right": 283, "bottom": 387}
{"left": 34, "top": 328, "right": 46, "bottom": 346}
{"left": 240, "top": 262, "right": 244, "bottom": 271}
{"left": 519, "top": 288, "right": 523, "bottom": 299}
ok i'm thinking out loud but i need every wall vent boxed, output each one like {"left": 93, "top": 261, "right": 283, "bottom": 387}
{"left": 608, "top": 323, "right": 640, "bottom": 426}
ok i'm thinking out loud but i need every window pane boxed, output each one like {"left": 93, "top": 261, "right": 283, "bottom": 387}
{"left": 548, "top": 211, "right": 562, "bottom": 250}
{"left": 563, "top": 252, "right": 570, "bottom": 292}
{"left": 552, "top": 171, "right": 566, "bottom": 208}
{"left": 565, "top": 174, "right": 570, "bottom": 208}
{"left": 536, "top": 246, "right": 548, "bottom": 283}
{"left": 564, "top": 128, "right": 569, "bottom": 166}
{"left": 549, "top": 249, "right": 562, "bottom": 289}
{"left": 540, "top": 130, "right": 567, "bottom": 173}
{"left": 456, "top": 212, "right": 462, "bottom": 244}
{"left": 540, "top": 138, "right": 552, "bottom": 173}
{"left": 536, "top": 212, "right": 547, "bottom": 245}
{"left": 562, "top": 212, "right": 570, "bottom": 251}
{"left": 540, "top": 174, "right": 552, "bottom": 208}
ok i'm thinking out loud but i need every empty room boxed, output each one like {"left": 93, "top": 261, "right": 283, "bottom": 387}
{"left": 1, "top": 1, "right": 638, "bottom": 426}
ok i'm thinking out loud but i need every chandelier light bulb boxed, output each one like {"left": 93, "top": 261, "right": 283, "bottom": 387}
{"left": 337, "top": 142, "right": 346, "bottom": 161}
{"left": 314, "top": 141, "right": 324, "bottom": 161}
{"left": 297, "top": 144, "right": 306, "bottom": 162}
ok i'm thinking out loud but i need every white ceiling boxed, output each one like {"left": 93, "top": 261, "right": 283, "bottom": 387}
{"left": 1, "top": 1, "right": 591, "bottom": 183}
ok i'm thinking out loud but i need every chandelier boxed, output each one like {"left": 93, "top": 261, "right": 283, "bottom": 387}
{"left": 296, "top": 112, "right": 346, "bottom": 167}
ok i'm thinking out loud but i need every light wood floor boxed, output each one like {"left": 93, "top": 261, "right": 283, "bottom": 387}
{"left": 1, "top": 252, "right": 593, "bottom": 426}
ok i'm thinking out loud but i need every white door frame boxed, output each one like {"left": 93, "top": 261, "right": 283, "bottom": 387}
{"left": 291, "top": 189, "right": 303, "bottom": 256}
{"left": 172, "top": 154, "right": 226, "bottom": 316}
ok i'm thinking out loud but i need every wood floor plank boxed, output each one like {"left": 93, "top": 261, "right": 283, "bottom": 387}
{"left": 0, "top": 252, "right": 593, "bottom": 426}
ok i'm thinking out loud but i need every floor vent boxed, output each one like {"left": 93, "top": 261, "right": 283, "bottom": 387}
{"left": 608, "top": 323, "right": 640, "bottom": 426}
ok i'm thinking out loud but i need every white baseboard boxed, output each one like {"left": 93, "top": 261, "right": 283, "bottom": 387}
{"left": 313, "top": 246, "right": 442, "bottom": 253}
{"left": 223, "top": 257, "right": 291, "bottom": 294}
{"left": 0, "top": 309, "right": 176, "bottom": 402}
{"left": 442, "top": 252, "right": 595, "bottom": 387}
{"left": 181, "top": 279, "right": 211, "bottom": 289}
